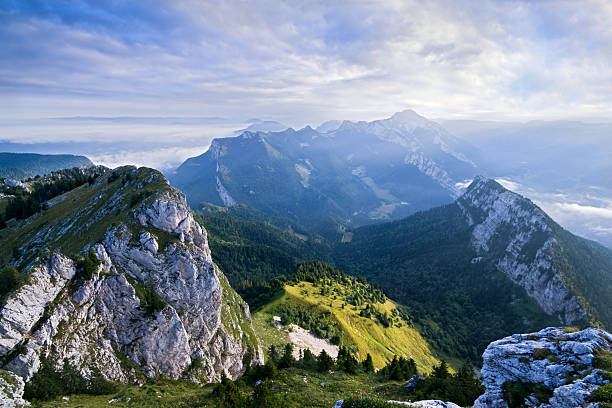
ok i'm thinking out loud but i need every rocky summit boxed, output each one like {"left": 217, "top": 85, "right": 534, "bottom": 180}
{"left": 0, "top": 167, "right": 259, "bottom": 385}
{"left": 457, "top": 177, "right": 586, "bottom": 325}
{"left": 474, "top": 326, "right": 612, "bottom": 408}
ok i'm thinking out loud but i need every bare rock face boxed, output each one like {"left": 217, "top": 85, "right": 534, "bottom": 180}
{"left": 457, "top": 177, "right": 586, "bottom": 325}
{"left": 0, "top": 167, "right": 259, "bottom": 387}
{"left": 474, "top": 327, "right": 612, "bottom": 408}
{"left": 0, "top": 370, "right": 29, "bottom": 407}
{"left": 333, "top": 400, "right": 461, "bottom": 407}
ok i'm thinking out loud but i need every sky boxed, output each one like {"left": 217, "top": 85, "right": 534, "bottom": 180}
{"left": 2, "top": 0, "right": 612, "bottom": 128}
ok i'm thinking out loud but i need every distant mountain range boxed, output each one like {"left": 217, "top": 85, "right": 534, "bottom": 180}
{"left": 171, "top": 110, "right": 482, "bottom": 238}
{"left": 172, "top": 111, "right": 612, "bottom": 248}
{"left": 0, "top": 152, "right": 92, "bottom": 180}
{"left": 233, "top": 119, "right": 289, "bottom": 135}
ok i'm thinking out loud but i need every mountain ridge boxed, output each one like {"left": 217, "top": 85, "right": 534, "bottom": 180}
{"left": 171, "top": 110, "right": 482, "bottom": 238}
{"left": 334, "top": 176, "right": 612, "bottom": 360}
{"left": 0, "top": 152, "right": 92, "bottom": 180}
{"left": 0, "top": 166, "right": 259, "bottom": 384}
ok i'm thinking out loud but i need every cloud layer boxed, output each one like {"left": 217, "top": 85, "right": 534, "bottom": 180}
{"left": 2, "top": 0, "right": 612, "bottom": 127}
{"left": 496, "top": 178, "right": 612, "bottom": 249}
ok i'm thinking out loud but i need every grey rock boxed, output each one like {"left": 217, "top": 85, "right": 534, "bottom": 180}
{"left": 474, "top": 327, "right": 612, "bottom": 408}
{"left": 458, "top": 177, "right": 586, "bottom": 324}
{"left": 0, "top": 181, "right": 259, "bottom": 385}
{"left": 0, "top": 370, "right": 29, "bottom": 407}
{"left": 405, "top": 375, "right": 425, "bottom": 389}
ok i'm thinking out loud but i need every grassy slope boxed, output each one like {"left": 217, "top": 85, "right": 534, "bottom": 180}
{"left": 0, "top": 166, "right": 171, "bottom": 266}
{"left": 36, "top": 369, "right": 410, "bottom": 408}
{"left": 216, "top": 264, "right": 259, "bottom": 353}
{"left": 254, "top": 281, "right": 440, "bottom": 374}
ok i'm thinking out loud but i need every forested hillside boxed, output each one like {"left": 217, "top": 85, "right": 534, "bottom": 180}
{"left": 333, "top": 204, "right": 559, "bottom": 361}
{"left": 195, "top": 204, "right": 332, "bottom": 303}
{"left": 0, "top": 166, "right": 107, "bottom": 229}
{"left": 196, "top": 178, "right": 612, "bottom": 364}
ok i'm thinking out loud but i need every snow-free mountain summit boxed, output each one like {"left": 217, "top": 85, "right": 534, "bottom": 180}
{"left": 171, "top": 110, "right": 481, "bottom": 237}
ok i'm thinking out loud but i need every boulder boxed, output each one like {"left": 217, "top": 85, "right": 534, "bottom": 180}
{"left": 474, "top": 326, "right": 612, "bottom": 408}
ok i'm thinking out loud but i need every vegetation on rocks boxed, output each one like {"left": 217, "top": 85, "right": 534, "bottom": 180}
{"left": 24, "top": 357, "right": 117, "bottom": 402}
{"left": 501, "top": 381, "right": 553, "bottom": 408}
{"left": 0, "top": 166, "right": 106, "bottom": 225}
{"left": 588, "top": 349, "right": 612, "bottom": 406}
{"left": 0, "top": 265, "right": 24, "bottom": 305}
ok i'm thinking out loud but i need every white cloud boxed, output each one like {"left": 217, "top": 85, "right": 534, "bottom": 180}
{"left": 495, "top": 178, "right": 521, "bottom": 192}
{"left": 1, "top": 0, "right": 612, "bottom": 126}
{"left": 89, "top": 145, "right": 211, "bottom": 170}
{"left": 547, "top": 202, "right": 612, "bottom": 220}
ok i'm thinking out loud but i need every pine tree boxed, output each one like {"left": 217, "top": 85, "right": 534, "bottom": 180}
{"left": 268, "top": 345, "right": 280, "bottom": 363}
{"left": 300, "top": 349, "right": 317, "bottom": 370}
{"left": 363, "top": 353, "right": 374, "bottom": 373}
{"left": 433, "top": 360, "right": 451, "bottom": 380}
{"left": 278, "top": 343, "right": 296, "bottom": 369}
{"left": 318, "top": 349, "right": 334, "bottom": 372}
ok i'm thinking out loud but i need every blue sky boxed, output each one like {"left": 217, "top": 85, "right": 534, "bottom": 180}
{"left": 2, "top": 0, "right": 612, "bottom": 128}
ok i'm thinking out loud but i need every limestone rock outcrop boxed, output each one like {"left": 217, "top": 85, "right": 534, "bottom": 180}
{"left": 474, "top": 326, "right": 612, "bottom": 408}
{"left": 0, "top": 370, "right": 29, "bottom": 407}
{"left": 457, "top": 177, "right": 586, "bottom": 325}
{"left": 0, "top": 167, "right": 259, "bottom": 387}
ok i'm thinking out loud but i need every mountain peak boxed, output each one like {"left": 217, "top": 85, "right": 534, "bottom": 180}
{"left": 462, "top": 176, "right": 506, "bottom": 198}
{"left": 389, "top": 109, "right": 429, "bottom": 125}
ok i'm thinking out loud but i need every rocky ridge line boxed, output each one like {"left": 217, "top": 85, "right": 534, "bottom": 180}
{"left": 0, "top": 167, "right": 259, "bottom": 386}
{"left": 457, "top": 177, "right": 586, "bottom": 324}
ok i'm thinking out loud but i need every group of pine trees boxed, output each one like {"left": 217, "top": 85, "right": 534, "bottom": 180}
{"left": 402, "top": 360, "right": 485, "bottom": 407}
{"left": 23, "top": 357, "right": 117, "bottom": 402}
{"left": 219, "top": 342, "right": 483, "bottom": 407}
{"left": 247, "top": 343, "right": 361, "bottom": 379}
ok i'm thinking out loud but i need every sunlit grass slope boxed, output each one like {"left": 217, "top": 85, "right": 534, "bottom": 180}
{"left": 254, "top": 279, "right": 440, "bottom": 374}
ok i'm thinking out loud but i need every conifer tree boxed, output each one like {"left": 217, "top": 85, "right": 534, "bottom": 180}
{"left": 363, "top": 353, "right": 374, "bottom": 373}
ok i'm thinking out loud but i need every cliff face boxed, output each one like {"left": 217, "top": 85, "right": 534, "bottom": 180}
{"left": 457, "top": 177, "right": 586, "bottom": 325}
{"left": 0, "top": 167, "right": 259, "bottom": 384}
{"left": 474, "top": 327, "right": 612, "bottom": 408}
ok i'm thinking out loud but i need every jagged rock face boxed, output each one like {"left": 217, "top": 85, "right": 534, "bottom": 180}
{"left": 474, "top": 327, "right": 612, "bottom": 408}
{"left": 0, "top": 370, "right": 29, "bottom": 407}
{"left": 333, "top": 399, "right": 461, "bottom": 407}
{"left": 457, "top": 177, "right": 586, "bottom": 325}
{"left": 0, "top": 168, "right": 259, "bottom": 385}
